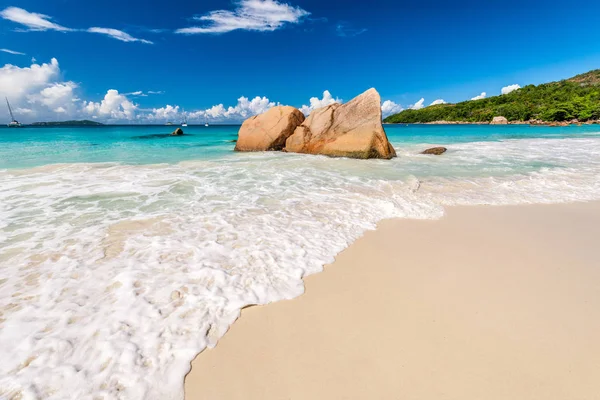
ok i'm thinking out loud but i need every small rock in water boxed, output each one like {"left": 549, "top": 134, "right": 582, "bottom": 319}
{"left": 421, "top": 147, "right": 447, "bottom": 155}
{"left": 171, "top": 128, "right": 184, "bottom": 136}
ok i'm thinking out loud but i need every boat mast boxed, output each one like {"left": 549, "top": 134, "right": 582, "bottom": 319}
{"left": 6, "top": 97, "right": 16, "bottom": 122}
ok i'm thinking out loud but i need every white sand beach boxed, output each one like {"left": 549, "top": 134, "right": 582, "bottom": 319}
{"left": 186, "top": 202, "right": 600, "bottom": 400}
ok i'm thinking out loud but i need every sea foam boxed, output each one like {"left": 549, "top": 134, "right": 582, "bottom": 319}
{"left": 1, "top": 137, "right": 600, "bottom": 399}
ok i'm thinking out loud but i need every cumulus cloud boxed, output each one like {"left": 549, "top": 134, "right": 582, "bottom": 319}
{"left": 87, "top": 27, "right": 153, "bottom": 44}
{"left": 28, "top": 82, "right": 80, "bottom": 115}
{"left": 410, "top": 98, "right": 425, "bottom": 110}
{"left": 0, "top": 58, "right": 85, "bottom": 121}
{"left": 189, "top": 96, "right": 275, "bottom": 122}
{"left": 176, "top": 0, "right": 310, "bottom": 34}
{"left": 299, "top": 90, "right": 341, "bottom": 115}
{"left": 1, "top": 48, "right": 25, "bottom": 55}
{"left": 1, "top": 58, "right": 425, "bottom": 124}
{"left": 381, "top": 100, "right": 403, "bottom": 117}
{"left": 148, "top": 105, "right": 180, "bottom": 121}
{"left": 471, "top": 92, "right": 486, "bottom": 101}
{"left": 501, "top": 84, "right": 521, "bottom": 95}
{"left": 430, "top": 99, "right": 446, "bottom": 106}
{"left": 83, "top": 90, "right": 138, "bottom": 120}
{"left": 0, "top": 7, "right": 72, "bottom": 31}
{"left": 0, "top": 58, "right": 60, "bottom": 100}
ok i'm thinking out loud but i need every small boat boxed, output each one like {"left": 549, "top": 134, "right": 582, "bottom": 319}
{"left": 204, "top": 117, "right": 209, "bottom": 127}
{"left": 181, "top": 110, "right": 188, "bottom": 127}
{"left": 6, "top": 97, "right": 22, "bottom": 128}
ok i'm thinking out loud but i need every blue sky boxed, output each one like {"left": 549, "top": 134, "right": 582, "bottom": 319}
{"left": 2, "top": 0, "right": 600, "bottom": 123}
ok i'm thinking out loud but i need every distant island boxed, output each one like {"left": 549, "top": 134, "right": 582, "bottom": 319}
{"left": 30, "top": 120, "right": 105, "bottom": 126}
{"left": 384, "top": 70, "right": 600, "bottom": 125}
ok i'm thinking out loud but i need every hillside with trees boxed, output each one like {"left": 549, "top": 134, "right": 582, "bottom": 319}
{"left": 384, "top": 70, "right": 600, "bottom": 124}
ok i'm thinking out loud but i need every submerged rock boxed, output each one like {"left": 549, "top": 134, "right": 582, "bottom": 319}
{"left": 421, "top": 147, "right": 447, "bottom": 155}
{"left": 235, "top": 106, "right": 305, "bottom": 152}
{"left": 490, "top": 116, "right": 508, "bottom": 125}
{"left": 172, "top": 128, "right": 184, "bottom": 136}
{"left": 285, "top": 88, "right": 396, "bottom": 159}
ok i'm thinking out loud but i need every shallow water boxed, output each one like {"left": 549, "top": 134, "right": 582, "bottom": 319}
{"left": 1, "top": 124, "right": 600, "bottom": 399}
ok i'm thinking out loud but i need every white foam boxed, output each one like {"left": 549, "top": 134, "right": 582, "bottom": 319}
{"left": 1, "top": 137, "right": 600, "bottom": 399}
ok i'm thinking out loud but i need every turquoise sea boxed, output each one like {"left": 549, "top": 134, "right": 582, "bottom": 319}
{"left": 1, "top": 124, "right": 600, "bottom": 399}
{"left": 1, "top": 123, "right": 600, "bottom": 169}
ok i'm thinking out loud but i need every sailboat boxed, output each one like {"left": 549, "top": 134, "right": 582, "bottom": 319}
{"left": 204, "top": 117, "right": 209, "bottom": 127}
{"left": 181, "top": 110, "right": 188, "bottom": 127}
{"left": 6, "top": 97, "right": 22, "bottom": 128}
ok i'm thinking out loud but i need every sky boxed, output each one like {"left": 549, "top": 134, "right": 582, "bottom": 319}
{"left": 2, "top": 0, "right": 600, "bottom": 123}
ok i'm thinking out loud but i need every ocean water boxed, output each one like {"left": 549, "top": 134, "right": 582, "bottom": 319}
{"left": 1, "top": 124, "right": 600, "bottom": 399}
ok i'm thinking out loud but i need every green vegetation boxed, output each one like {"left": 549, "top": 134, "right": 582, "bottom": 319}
{"left": 30, "top": 120, "right": 104, "bottom": 126}
{"left": 384, "top": 70, "right": 600, "bottom": 124}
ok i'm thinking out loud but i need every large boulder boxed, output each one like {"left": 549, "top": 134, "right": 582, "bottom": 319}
{"left": 171, "top": 128, "right": 184, "bottom": 135}
{"left": 490, "top": 116, "right": 508, "bottom": 125}
{"left": 235, "top": 106, "right": 305, "bottom": 152}
{"left": 285, "top": 88, "right": 396, "bottom": 159}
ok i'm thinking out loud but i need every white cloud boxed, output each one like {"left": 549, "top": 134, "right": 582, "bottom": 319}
{"left": 189, "top": 96, "right": 275, "bottom": 121}
{"left": 28, "top": 81, "right": 80, "bottom": 115}
{"left": 410, "top": 98, "right": 425, "bottom": 110}
{"left": 15, "top": 107, "right": 33, "bottom": 114}
{"left": 430, "top": 99, "right": 446, "bottom": 106}
{"left": 2, "top": 57, "right": 428, "bottom": 125}
{"left": 34, "top": 82, "right": 79, "bottom": 106}
{"left": 0, "top": 58, "right": 60, "bottom": 100}
{"left": 203, "top": 104, "right": 226, "bottom": 119}
{"left": 501, "top": 84, "right": 521, "bottom": 95}
{"left": 0, "top": 58, "right": 85, "bottom": 121}
{"left": 1, "top": 48, "right": 25, "bottom": 55}
{"left": 124, "top": 90, "right": 164, "bottom": 97}
{"left": 87, "top": 28, "right": 153, "bottom": 44}
{"left": 83, "top": 90, "right": 138, "bottom": 120}
{"left": 471, "top": 92, "right": 486, "bottom": 101}
{"left": 0, "top": 7, "right": 72, "bottom": 31}
{"left": 149, "top": 105, "right": 180, "bottom": 121}
{"left": 299, "top": 90, "right": 341, "bottom": 115}
{"left": 176, "top": 0, "right": 310, "bottom": 34}
{"left": 381, "top": 100, "right": 403, "bottom": 117}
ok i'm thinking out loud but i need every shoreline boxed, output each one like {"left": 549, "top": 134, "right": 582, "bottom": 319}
{"left": 185, "top": 201, "right": 600, "bottom": 400}
{"left": 385, "top": 119, "right": 600, "bottom": 126}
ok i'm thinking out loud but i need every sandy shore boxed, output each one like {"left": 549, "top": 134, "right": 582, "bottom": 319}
{"left": 185, "top": 202, "right": 600, "bottom": 400}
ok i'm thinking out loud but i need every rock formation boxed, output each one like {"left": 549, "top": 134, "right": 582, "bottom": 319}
{"left": 234, "top": 106, "right": 305, "bottom": 152}
{"left": 421, "top": 147, "right": 447, "bottom": 155}
{"left": 284, "top": 88, "right": 396, "bottom": 159}
{"left": 171, "top": 128, "right": 184, "bottom": 135}
{"left": 490, "top": 116, "right": 508, "bottom": 125}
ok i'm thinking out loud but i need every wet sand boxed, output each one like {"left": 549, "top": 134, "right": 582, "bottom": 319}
{"left": 185, "top": 202, "right": 600, "bottom": 400}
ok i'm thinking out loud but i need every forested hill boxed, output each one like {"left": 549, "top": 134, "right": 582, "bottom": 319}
{"left": 384, "top": 70, "right": 600, "bottom": 124}
{"left": 30, "top": 120, "right": 104, "bottom": 126}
